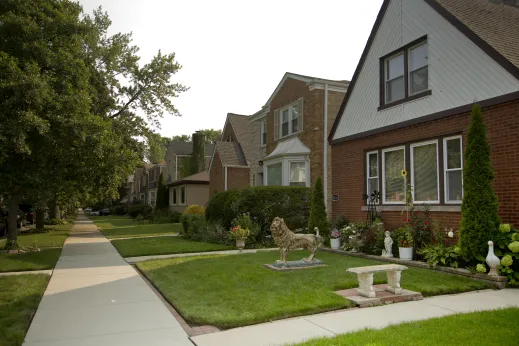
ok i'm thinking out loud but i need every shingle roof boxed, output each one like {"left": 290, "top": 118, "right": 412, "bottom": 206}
{"left": 437, "top": 0, "right": 519, "bottom": 69}
{"left": 165, "top": 171, "right": 209, "bottom": 187}
{"left": 215, "top": 141, "right": 247, "bottom": 167}
{"left": 167, "top": 141, "right": 216, "bottom": 156}
{"left": 227, "top": 114, "right": 251, "bottom": 163}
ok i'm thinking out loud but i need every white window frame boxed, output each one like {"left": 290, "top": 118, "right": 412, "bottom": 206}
{"left": 385, "top": 52, "right": 405, "bottom": 104}
{"left": 265, "top": 161, "right": 283, "bottom": 186}
{"left": 410, "top": 140, "right": 440, "bottom": 204}
{"left": 443, "top": 135, "right": 463, "bottom": 204}
{"left": 366, "top": 151, "right": 379, "bottom": 197}
{"left": 279, "top": 101, "right": 302, "bottom": 139}
{"left": 382, "top": 146, "right": 406, "bottom": 205}
{"left": 408, "top": 41, "right": 429, "bottom": 96}
{"left": 260, "top": 120, "right": 267, "bottom": 146}
{"left": 289, "top": 161, "right": 307, "bottom": 187}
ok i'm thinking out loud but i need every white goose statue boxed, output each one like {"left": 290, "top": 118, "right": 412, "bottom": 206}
{"left": 486, "top": 241, "right": 500, "bottom": 276}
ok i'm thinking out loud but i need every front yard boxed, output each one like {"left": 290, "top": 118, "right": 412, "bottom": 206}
{"left": 295, "top": 308, "right": 519, "bottom": 346}
{"left": 93, "top": 216, "right": 182, "bottom": 239}
{"left": 0, "top": 274, "right": 50, "bottom": 345}
{"left": 137, "top": 251, "right": 490, "bottom": 329}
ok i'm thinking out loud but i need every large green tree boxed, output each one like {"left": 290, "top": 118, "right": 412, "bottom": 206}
{"left": 0, "top": 1, "right": 187, "bottom": 248}
{"left": 155, "top": 172, "right": 168, "bottom": 210}
{"left": 459, "top": 104, "right": 501, "bottom": 263}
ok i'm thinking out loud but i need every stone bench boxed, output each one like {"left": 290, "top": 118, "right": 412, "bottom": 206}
{"left": 347, "top": 264, "right": 408, "bottom": 298}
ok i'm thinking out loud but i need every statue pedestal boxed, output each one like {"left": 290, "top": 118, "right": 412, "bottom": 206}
{"left": 264, "top": 259, "right": 327, "bottom": 271}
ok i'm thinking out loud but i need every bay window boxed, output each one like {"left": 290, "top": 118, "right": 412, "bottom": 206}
{"left": 444, "top": 136, "right": 463, "bottom": 203}
{"left": 289, "top": 162, "right": 306, "bottom": 187}
{"left": 411, "top": 141, "right": 439, "bottom": 203}
{"left": 267, "top": 163, "right": 282, "bottom": 186}
{"left": 382, "top": 147, "right": 405, "bottom": 203}
{"left": 366, "top": 151, "right": 379, "bottom": 197}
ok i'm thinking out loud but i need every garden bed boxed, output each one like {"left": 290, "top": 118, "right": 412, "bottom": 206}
{"left": 137, "top": 251, "right": 490, "bottom": 329}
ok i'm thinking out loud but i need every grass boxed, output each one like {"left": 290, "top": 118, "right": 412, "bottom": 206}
{"left": 0, "top": 228, "right": 70, "bottom": 250}
{"left": 137, "top": 251, "right": 491, "bottom": 329}
{"left": 294, "top": 308, "right": 519, "bottom": 346}
{"left": 93, "top": 216, "right": 182, "bottom": 239}
{"left": 0, "top": 274, "right": 50, "bottom": 345}
{"left": 0, "top": 249, "right": 63, "bottom": 273}
{"left": 111, "top": 236, "right": 233, "bottom": 257}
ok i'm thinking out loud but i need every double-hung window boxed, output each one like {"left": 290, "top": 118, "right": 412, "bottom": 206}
{"left": 275, "top": 99, "right": 303, "bottom": 140}
{"left": 281, "top": 108, "right": 290, "bottom": 137}
{"left": 366, "top": 151, "right": 379, "bottom": 197}
{"left": 444, "top": 136, "right": 463, "bottom": 203}
{"left": 261, "top": 120, "right": 267, "bottom": 146}
{"left": 381, "top": 38, "right": 429, "bottom": 108}
{"left": 411, "top": 140, "right": 439, "bottom": 203}
{"left": 266, "top": 163, "right": 282, "bottom": 186}
{"left": 180, "top": 186, "right": 186, "bottom": 205}
{"left": 382, "top": 147, "right": 405, "bottom": 203}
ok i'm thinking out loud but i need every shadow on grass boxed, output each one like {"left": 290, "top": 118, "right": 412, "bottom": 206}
{"left": 0, "top": 249, "right": 63, "bottom": 273}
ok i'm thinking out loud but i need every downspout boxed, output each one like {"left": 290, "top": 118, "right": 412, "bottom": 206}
{"left": 323, "top": 83, "right": 329, "bottom": 212}
{"left": 224, "top": 166, "right": 228, "bottom": 191}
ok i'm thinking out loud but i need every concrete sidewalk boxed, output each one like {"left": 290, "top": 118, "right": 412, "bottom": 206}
{"left": 191, "top": 289, "right": 519, "bottom": 346}
{"left": 24, "top": 210, "right": 192, "bottom": 346}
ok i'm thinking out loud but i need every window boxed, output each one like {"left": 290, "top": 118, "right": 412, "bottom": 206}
{"left": 281, "top": 109, "right": 289, "bottom": 137}
{"left": 267, "top": 163, "right": 282, "bottom": 186}
{"left": 444, "top": 136, "right": 463, "bottom": 203}
{"left": 411, "top": 141, "right": 439, "bottom": 203}
{"left": 173, "top": 187, "right": 177, "bottom": 205}
{"left": 381, "top": 38, "right": 429, "bottom": 108}
{"left": 261, "top": 120, "right": 267, "bottom": 146}
{"left": 291, "top": 103, "right": 301, "bottom": 133}
{"left": 225, "top": 136, "right": 233, "bottom": 142}
{"left": 366, "top": 151, "right": 379, "bottom": 197}
{"left": 180, "top": 186, "right": 186, "bottom": 205}
{"left": 276, "top": 99, "right": 303, "bottom": 139}
{"left": 382, "top": 147, "right": 405, "bottom": 203}
{"left": 289, "top": 162, "right": 306, "bottom": 187}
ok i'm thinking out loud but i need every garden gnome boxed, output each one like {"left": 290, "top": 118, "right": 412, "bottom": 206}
{"left": 382, "top": 231, "right": 393, "bottom": 257}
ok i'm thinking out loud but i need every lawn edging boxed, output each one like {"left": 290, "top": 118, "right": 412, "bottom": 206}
{"left": 125, "top": 247, "right": 280, "bottom": 263}
{"left": 321, "top": 248, "right": 507, "bottom": 289}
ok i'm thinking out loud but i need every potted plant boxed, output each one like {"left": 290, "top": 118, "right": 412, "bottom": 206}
{"left": 398, "top": 226, "right": 414, "bottom": 260}
{"left": 229, "top": 225, "right": 250, "bottom": 251}
{"left": 330, "top": 229, "right": 341, "bottom": 250}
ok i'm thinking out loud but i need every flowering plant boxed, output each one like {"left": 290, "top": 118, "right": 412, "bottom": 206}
{"left": 476, "top": 263, "right": 487, "bottom": 273}
{"left": 228, "top": 225, "right": 250, "bottom": 240}
{"left": 330, "top": 229, "right": 341, "bottom": 239}
{"left": 397, "top": 226, "right": 414, "bottom": 248}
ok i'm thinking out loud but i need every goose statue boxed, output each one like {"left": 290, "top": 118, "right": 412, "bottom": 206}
{"left": 486, "top": 241, "right": 500, "bottom": 276}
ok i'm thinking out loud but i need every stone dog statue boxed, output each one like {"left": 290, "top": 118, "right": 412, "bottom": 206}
{"left": 270, "top": 217, "right": 323, "bottom": 263}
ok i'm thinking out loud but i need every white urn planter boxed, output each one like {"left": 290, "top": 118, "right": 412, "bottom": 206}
{"left": 399, "top": 247, "right": 413, "bottom": 260}
{"left": 330, "top": 238, "right": 341, "bottom": 250}
{"left": 235, "top": 239, "right": 245, "bottom": 252}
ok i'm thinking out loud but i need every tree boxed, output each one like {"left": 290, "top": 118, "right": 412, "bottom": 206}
{"left": 459, "top": 104, "right": 501, "bottom": 263}
{"left": 146, "top": 132, "right": 170, "bottom": 164}
{"left": 171, "top": 134, "right": 191, "bottom": 142}
{"left": 155, "top": 172, "right": 168, "bottom": 210}
{"left": 198, "top": 129, "right": 222, "bottom": 143}
{"left": 308, "top": 177, "right": 330, "bottom": 240}
{"left": 191, "top": 132, "right": 206, "bottom": 173}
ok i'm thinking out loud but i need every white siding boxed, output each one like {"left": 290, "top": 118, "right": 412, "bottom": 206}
{"left": 333, "top": 0, "right": 519, "bottom": 140}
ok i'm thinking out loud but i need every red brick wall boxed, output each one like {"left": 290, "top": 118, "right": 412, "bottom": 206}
{"left": 331, "top": 99, "right": 519, "bottom": 230}
{"left": 209, "top": 152, "right": 224, "bottom": 197}
{"left": 227, "top": 167, "right": 250, "bottom": 190}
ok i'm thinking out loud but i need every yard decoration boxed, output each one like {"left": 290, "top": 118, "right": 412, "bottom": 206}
{"left": 382, "top": 231, "right": 393, "bottom": 258}
{"left": 460, "top": 104, "right": 501, "bottom": 263}
{"left": 330, "top": 229, "right": 341, "bottom": 250}
{"left": 486, "top": 241, "right": 500, "bottom": 276}
{"left": 229, "top": 225, "right": 250, "bottom": 251}
{"left": 270, "top": 217, "right": 323, "bottom": 266}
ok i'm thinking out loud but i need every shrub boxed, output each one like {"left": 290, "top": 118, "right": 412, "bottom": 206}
{"left": 460, "top": 104, "right": 501, "bottom": 263}
{"left": 169, "top": 211, "right": 182, "bottom": 223}
{"left": 112, "top": 205, "right": 126, "bottom": 216}
{"left": 418, "top": 244, "right": 459, "bottom": 268}
{"left": 493, "top": 224, "right": 519, "bottom": 285}
{"left": 46, "top": 218, "right": 68, "bottom": 225}
{"left": 180, "top": 213, "right": 204, "bottom": 234}
{"left": 206, "top": 189, "right": 240, "bottom": 227}
{"left": 128, "top": 204, "right": 152, "bottom": 219}
{"left": 410, "top": 204, "right": 433, "bottom": 251}
{"left": 308, "top": 177, "right": 330, "bottom": 240}
{"left": 184, "top": 205, "right": 205, "bottom": 216}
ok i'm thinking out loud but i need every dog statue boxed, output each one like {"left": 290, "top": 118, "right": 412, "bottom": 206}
{"left": 270, "top": 217, "right": 323, "bottom": 263}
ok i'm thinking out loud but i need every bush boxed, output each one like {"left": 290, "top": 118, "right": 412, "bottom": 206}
{"left": 308, "top": 177, "right": 330, "bottom": 240}
{"left": 180, "top": 213, "right": 204, "bottom": 234}
{"left": 418, "top": 244, "right": 460, "bottom": 268}
{"left": 206, "top": 189, "right": 241, "bottom": 227}
{"left": 128, "top": 204, "right": 152, "bottom": 219}
{"left": 184, "top": 205, "right": 205, "bottom": 216}
{"left": 460, "top": 104, "right": 501, "bottom": 263}
{"left": 493, "top": 224, "right": 519, "bottom": 285}
{"left": 46, "top": 218, "right": 68, "bottom": 225}
{"left": 112, "top": 205, "right": 126, "bottom": 216}
{"left": 169, "top": 211, "right": 182, "bottom": 223}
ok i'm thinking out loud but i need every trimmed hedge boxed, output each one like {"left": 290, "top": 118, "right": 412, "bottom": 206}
{"left": 128, "top": 204, "right": 152, "bottom": 219}
{"left": 206, "top": 186, "right": 312, "bottom": 234}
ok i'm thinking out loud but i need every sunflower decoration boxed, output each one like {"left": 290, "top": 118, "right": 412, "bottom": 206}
{"left": 401, "top": 169, "right": 407, "bottom": 178}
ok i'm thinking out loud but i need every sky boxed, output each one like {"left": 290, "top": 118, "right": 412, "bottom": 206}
{"left": 77, "top": 0, "right": 383, "bottom": 138}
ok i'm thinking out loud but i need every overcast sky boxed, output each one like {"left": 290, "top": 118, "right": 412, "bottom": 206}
{"left": 77, "top": 0, "right": 383, "bottom": 138}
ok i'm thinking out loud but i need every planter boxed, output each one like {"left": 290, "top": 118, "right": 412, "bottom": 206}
{"left": 235, "top": 239, "right": 246, "bottom": 252}
{"left": 399, "top": 247, "right": 413, "bottom": 260}
{"left": 330, "top": 238, "right": 341, "bottom": 250}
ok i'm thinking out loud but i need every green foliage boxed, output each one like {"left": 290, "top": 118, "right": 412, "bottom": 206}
{"left": 493, "top": 225, "right": 519, "bottom": 285}
{"left": 146, "top": 132, "right": 169, "bottom": 164}
{"left": 191, "top": 132, "right": 206, "bottom": 173}
{"left": 128, "top": 204, "right": 152, "bottom": 219}
{"left": 394, "top": 226, "right": 414, "bottom": 248}
{"left": 184, "top": 205, "right": 205, "bottom": 216}
{"left": 232, "top": 213, "right": 261, "bottom": 243}
{"left": 460, "top": 104, "right": 501, "bottom": 263}
{"left": 155, "top": 173, "right": 168, "bottom": 209}
{"left": 171, "top": 134, "right": 191, "bottom": 142}
{"left": 308, "top": 177, "right": 330, "bottom": 239}
{"left": 418, "top": 244, "right": 459, "bottom": 268}
{"left": 331, "top": 215, "right": 349, "bottom": 230}
{"left": 111, "top": 205, "right": 126, "bottom": 216}
{"left": 229, "top": 225, "right": 250, "bottom": 240}
{"left": 476, "top": 263, "right": 487, "bottom": 273}
{"left": 169, "top": 211, "right": 182, "bottom": 223}
{"left": 198, "top": 129, "right": 222, "bottom": 143}
{"left": 409, "top": 204, "right": 433, "bottom": 251}
{"left": 46, "top": 218, "right": 68, "bottom": 226}
{"left": 205, "top": 189, "right": 240, "bottom": 227}
{"left": 180, "top": 213, "right": 205, "bottom": 234}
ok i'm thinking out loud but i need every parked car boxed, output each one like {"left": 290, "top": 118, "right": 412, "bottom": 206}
{"left": 100, "top": 208, "right": 111, "bottom": 216}
{"left": 90, "top": 210, "right": 100, "bottom": 216}
{"left": 26, "top": 210, "right": 35, "bottom": 225}
{"left": 84, "top": 207, "right": 92, "bottom": 213}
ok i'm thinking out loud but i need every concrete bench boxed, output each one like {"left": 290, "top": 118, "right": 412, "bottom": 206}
{"left": 347, "top": 264, "right": 408, "bottom": 298}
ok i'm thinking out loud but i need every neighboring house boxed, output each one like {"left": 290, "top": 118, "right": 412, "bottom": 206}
{"left": 167, "top": 172, "right": 210, "bottom": 213}
{"left": 164, "top": 141, "right": 214, "bottom": 184}
{"left": 132, "top": 167, "right": 145, "bottom": 202}
{"left": 146, "top": 162, "right": 166, "bottom": 206}
{"left": 329, "top": 0, "right": 519, "bottom": 228}
{"left": 209, "top": 114, "right": 252, "bottom": 196}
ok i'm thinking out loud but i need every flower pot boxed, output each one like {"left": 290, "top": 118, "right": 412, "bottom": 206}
{"left": 399, "top": 247, "right": 413, "bottom": 260}
{"left": 330, "top": 238, "right": 341, "bottom": 250}
{"left": 235, "top": 239, "right": 245, "bottom": 252}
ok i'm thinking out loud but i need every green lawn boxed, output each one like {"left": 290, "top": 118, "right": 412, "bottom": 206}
{"left": 0, "top": 249, "right": 62, "bottom": 273}
{"left": 0, "top": 274, "right": 50, "bottom": 345}
{"left": 93, "top": 216, "right": 182, "bottom": 239}
{"left": 294, "top": 308, "right": 519, "bottom": 346}
{"left": 137, "top": 251, "right": 490, "bottom": 329}
{"left": 112, "top": 236, "right": 233, "bottom": 257}
{"left": 0, "top": 229, "right": 70, "bottom": 250}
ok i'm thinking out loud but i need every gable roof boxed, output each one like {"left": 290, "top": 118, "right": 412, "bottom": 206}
{"left": 219, "top": 113, "right": 252, "bottom": 163}
{"left": 167, "top": 141, "right": 215, "bottom": 156}
{"left": 214, "top": 141, "right": 247, "bottom": 167}
{"left": 329, "top": 0, "right": 519, "bottom": 143}
{"left": 165, "top": 171, "right": 209, "bottom": 187}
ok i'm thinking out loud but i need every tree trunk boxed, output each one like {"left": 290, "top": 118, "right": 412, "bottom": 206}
{"left": 6, "top": 194, "right": 21, "bottom": 249}
{"left": 36, "top": 208, "right": 45, "bottom": 231}
{"left": 48, "top": 199, "right": 60, "bottom": 219}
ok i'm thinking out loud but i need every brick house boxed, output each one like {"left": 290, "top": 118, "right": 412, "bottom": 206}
{"left": 329, "top": 0, "right": 519, "bottom": 228}
{"left": 209, "top": 73, "right": 349, "bottom": 211}
{"left": 144, "top": 162, "right": 166, "bottom": 206}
